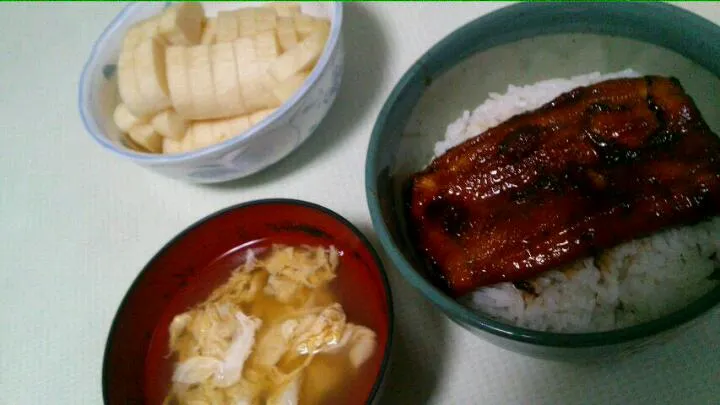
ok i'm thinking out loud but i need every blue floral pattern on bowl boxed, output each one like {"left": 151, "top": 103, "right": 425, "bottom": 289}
{"left": 185, "top": 41, "right": 344, "bottom": 182}
{"left": 78, "top": 2, "right": 344, "bottom": 184}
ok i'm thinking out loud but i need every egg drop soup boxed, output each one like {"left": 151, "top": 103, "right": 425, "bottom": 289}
{"left": 147, "top": 243, "right": 383, "bottom": 405}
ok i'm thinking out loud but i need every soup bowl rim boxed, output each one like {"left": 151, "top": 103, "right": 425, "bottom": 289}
{"left": 102, "top": 198, "right": 395, "bottom": 404}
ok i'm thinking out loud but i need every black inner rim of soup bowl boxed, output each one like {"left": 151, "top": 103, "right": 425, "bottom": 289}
{"left": 103, "top": 199, "right": 394, "bottom": 404}
{"left": 366, "top": 2, "right": 720, "bottom": 348}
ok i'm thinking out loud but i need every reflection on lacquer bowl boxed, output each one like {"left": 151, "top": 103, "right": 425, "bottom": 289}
{"left": 103, "top": 200, "right": 393, "bottom": 404}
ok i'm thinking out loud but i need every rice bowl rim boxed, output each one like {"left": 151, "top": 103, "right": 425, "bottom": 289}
{"left": 365, "top": 1, "right": 720, "bottom": 348}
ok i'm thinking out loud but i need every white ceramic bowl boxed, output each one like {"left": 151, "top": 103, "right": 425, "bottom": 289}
{"left": 79, "top": 1, "right": 343, "bottom": 183}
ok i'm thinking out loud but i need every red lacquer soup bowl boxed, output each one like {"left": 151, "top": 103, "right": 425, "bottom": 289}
{"left": 102, "top": 199, "right": 394, "bottom": 405}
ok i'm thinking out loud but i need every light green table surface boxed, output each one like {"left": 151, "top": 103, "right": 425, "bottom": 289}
{"left": 1, "top": 2, "right": 718, "bottom": 404}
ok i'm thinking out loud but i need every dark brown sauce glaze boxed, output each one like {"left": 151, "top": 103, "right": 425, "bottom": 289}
{"left": 409, "top": 76, "right": 720, "bottom": 297}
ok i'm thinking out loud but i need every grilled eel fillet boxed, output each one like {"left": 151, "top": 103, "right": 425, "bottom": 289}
{"left": 410, "top": 76, "right": 720, "bottom": 297}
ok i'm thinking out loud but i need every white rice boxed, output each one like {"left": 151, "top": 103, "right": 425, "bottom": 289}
{"left": 436, "top": 70, "right": 720, "bottom": 333}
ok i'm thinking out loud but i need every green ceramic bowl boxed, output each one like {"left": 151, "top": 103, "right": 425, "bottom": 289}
{"left": 366, "top": 2, "right": 720, "bottom": 361}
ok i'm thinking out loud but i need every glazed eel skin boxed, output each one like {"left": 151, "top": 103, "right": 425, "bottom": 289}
{"left": 409, "top": 77, "right": 720, "bottom": 297}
